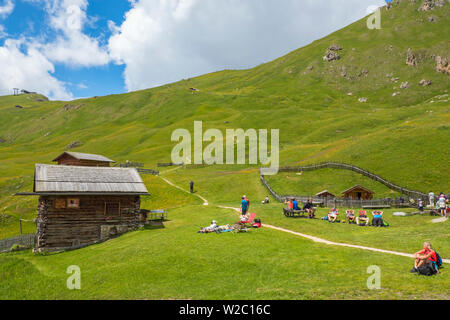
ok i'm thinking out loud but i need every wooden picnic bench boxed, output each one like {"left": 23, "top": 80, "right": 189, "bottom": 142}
{"left": 139, "top": 209, "right": 168, "bottom": 225}
{"left": 283, "top": 208, "right": 307, "bottom": 218}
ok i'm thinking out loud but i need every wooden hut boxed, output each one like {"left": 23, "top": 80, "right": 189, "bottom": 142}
{"left": 341, "top": 185, "right": 375, "bottom": 200}
{"left": 315, "top": 190, "right": 336, "bottom": 199}
{"left": 52, "top": 151, "right": 115, "bottom": 167}
{"left": 18, "top": 162, "right": 149, "bottom": 252}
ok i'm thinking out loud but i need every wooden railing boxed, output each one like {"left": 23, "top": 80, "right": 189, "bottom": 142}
{"left": 259, "top": 162, "right": 429, "bottom": 208}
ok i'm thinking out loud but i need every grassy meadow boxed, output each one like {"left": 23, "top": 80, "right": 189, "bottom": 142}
{"left": 0, "top": 0, "right": 449, "bottom": 299}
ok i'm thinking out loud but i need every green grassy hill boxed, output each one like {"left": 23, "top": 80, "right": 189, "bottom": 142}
{"left": 0, "top": 1, "right": 449, "bottom": 299}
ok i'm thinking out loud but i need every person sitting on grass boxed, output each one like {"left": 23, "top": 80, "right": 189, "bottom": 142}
{"left": 293, "top": 198, "right": 300, "bottom": 211}
{"left": 328, "top": 208, "right": 339, "bottom": 223}
{"left": 346, "top": 210, "right": 356, "bottom": 224}
{"left": 303, "top": 197, "right": 316, "bottom": 219}
{"left": 286, "top": 198, "right": 294, "bottom": 210}
{"left": 372, "top": 211, "right": 384, "bottom": 227}
{"left": 411, "top": 242, "right": 439, "bottom": 275}
{"left": 356, "top": 210, "right": 369, "bottom": 226}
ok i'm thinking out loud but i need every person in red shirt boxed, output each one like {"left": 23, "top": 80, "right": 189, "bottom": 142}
{"left": 286, "top": 198, "right": 294, "bottom": 210}
{"left": 411, "top": 242, "right": 438, "bottom": 273}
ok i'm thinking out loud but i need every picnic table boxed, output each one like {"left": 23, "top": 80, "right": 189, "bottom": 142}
{"left": 283, "top": 208, "right": 307, "bottom": 218}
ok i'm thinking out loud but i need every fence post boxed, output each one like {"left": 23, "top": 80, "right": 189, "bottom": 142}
{"left": 20, "top": 220, "right": 22, "bottom": 235}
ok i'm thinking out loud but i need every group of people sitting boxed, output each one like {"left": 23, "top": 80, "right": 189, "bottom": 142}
{"left": 285, "top": 197, "right": 317, "bottom": 218}
{"left": 326, "top": 209, "right": 386, "bottom": 226}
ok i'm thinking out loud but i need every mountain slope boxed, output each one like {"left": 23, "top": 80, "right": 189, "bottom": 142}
{"left": 0, "top": 0, "right": 449, "bottom": 237}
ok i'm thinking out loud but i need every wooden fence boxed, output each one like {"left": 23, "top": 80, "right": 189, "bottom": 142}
{"left": 0, "top": 234, "right": 35, "bottom": 252}
{"left": 259, "top": 162, "right": 430, "bottom": 208}
{"left": 157, "top": 163, "right": 183, "bottom": 167}
{"left": 136, "top": 168, "right": 160, "bottom": 175}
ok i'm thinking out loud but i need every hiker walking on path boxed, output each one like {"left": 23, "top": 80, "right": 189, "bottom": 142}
{"left": 437, "top": 193, "right": 447, "bottom": 217}
{"left": 428, "top": 191, "right": 435, "bottom": 206}
{"left": 240, "top": 196, "right": 249, "bottom": 217}
{"left": 243, "top": 195, "right": 250, "bottom": 211}
{"left": 189, "top": 181, "right": 194, "bottom": 193}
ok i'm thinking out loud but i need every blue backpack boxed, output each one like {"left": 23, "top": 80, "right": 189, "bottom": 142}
{"left": 434, "top": 251, "right": 443, "bottom": 268}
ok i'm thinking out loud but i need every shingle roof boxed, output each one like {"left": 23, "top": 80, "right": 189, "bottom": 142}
{"left": 52, "top": 152, "right": 115, "bottom": 163}
{"left": 315, "top": 190, "right": 335, "bottom": 196}
{"left": 33, "top": 164, "right": 149, "bottom": 195}
{"left": 341, "top": 185, "right": 375, "bottom": 195}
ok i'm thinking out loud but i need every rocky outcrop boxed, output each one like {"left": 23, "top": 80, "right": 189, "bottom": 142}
{"left": 323, "top": 50, "right": 340, "bottom": 62}
{"left": 435, "top": 56, "right": 450, "bottom": 74}
{"left": 419, "top": 0, "right": 434, "bottom": 11}
{"left": 406, "top": 48, "right": 417, "bottom": 66}
{"left": 419, "top": 0, "right": 447, "bottom": 11}
{"left": 65, "top": 141, "right": 82, "bottom": 150}
{"left": 323, "top": 44, "right": 342, "bottom": 62}
{"left": 328, "top": 44, "right": 343, "bottom": 51}
{"left": 63, "top": 104, "right": 84, "bottom": 111}
{"left": 400, "top": 81, "right": 410, "bottom": 89}
{"left": 358, "top": 97, "right": 368, "bottom": 103}
{"left": 419, "top": 79, "right": 432, "bottom": 86}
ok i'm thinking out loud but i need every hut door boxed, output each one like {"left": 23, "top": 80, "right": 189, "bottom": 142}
{"left": 357, "top": 192, "right": 362, "bottom": 200}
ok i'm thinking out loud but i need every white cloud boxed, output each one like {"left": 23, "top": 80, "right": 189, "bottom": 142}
{"left": 0, "top": 0, "right": 14, "bottom": 19}
{"left": 0, "top": 39, "right": 73, "bottom": 100}
{"left": 40, "top": 0, "right": 109, "bottom": 67}
{"left": 109, "top": 0, "right": 386, "bottom": 92}
{"left": 0, "top": 24, "right": 7, "bottom": 38}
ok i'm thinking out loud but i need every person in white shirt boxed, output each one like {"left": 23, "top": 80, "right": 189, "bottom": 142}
{"left": 428, "top": 191, "right": 435, "bottom": 206}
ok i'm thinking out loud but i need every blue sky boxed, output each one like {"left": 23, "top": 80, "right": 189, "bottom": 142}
{"left": 0, "top": 0, "right": 386, "bottom": 100}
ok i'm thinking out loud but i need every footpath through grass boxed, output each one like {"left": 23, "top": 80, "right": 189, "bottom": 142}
{"left": 1, "top": 204, "right": 449, "bottom": 300}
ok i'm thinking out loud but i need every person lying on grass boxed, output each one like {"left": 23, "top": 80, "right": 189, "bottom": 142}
{"left": 197, "top": 220, "right": 218, "bottom": 233}
{"left": 346, "top": 210, "right": 356, "bottom": 223}
{"left": 356, "top": 210, "right": 369, "bottom": 226}
{"left": 328, "top": 208, "right": 339, "bottom": 222}
{"left": 303, "top": 197, "right": 316, "bottom": 219}
{"left": 372, "top": 211, "right": 384, "bottom": 227}
{"left": 411, "top": 242, "right": 440, "bottom": 274}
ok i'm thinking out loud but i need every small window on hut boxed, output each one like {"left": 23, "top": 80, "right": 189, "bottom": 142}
{"left": 67, "top": 198, "right": 80, "bottom": 209}
{"left": 54, "top": 198, "right": 66, "bottom": 209}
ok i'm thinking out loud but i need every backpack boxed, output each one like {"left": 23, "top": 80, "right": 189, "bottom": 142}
{"left": 252, "top": 219, "right": 261, "bottom": 228}
{"left": 382, "top": 220, "right": 390, "bottom": 227}
{"left": 434, "top": 251, "right": 443, "bottom": 268}
{"left": 417, "top": 262, "right": 437, "bottom": 276}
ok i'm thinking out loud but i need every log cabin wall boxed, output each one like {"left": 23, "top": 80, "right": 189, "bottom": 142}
{"left": 36, "top": 195, "right": 141, "bottom": 251}
{"left": 343, "top": 190, "right": 374, "bottom": 200}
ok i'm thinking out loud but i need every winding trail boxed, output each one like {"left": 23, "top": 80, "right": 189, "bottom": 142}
{"left": 159, "top": 175, "right": 450, "bottom": 264}
{"left": 159, "top": 176, "right": 209, "bottom": 206}
{"left": 432, "top": 217, "right": 448, "bottom": 223}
